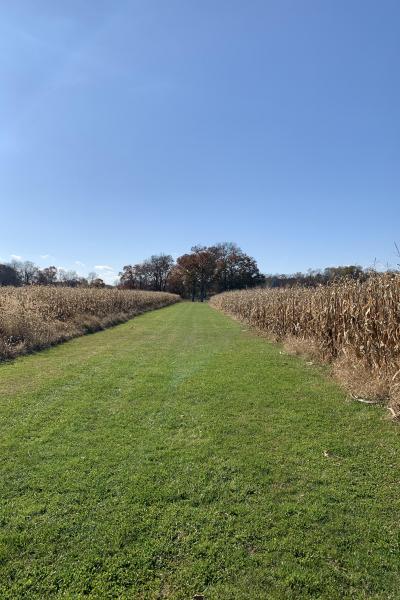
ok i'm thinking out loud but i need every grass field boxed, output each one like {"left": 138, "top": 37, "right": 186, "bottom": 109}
{"left": 1, "top": 302, "right": 399, "bottom": 599}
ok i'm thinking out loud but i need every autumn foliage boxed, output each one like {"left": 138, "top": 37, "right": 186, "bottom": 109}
{"left": 119, "top": 243, "right": 264, "bottom": 300}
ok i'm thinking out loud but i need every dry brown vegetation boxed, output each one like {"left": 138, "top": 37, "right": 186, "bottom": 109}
{"left": 0, "top": 286, "right": 180, "bottom": 360}
{"left": 210, "top": 274, "right": 400, "bottom": 417}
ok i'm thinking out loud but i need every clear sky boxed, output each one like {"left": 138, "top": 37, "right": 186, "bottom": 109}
{"left": 1, "top": 1, "right": 399, "bottom": 283}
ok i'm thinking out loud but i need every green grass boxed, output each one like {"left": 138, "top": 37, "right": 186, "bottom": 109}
{"left": 0, "top": 302, "right": 399, "bottom": 599}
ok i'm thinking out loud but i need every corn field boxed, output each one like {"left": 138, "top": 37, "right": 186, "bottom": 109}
{"left": 210, "top": 275, "right": 400, "bottom": 413}
{"left": 0, "top": 286, "right": 180, "bottom": 360}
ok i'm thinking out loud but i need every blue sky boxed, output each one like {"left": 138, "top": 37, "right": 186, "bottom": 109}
{"left": 1, "top": 1, "right": 399, "bottom": 283}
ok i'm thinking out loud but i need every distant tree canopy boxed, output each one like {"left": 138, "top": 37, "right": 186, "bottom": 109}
{"left": 119, "top": 243, "right": 264, "bottom": 300}
{"left": 119, "top": 254, "right": 174, "bottom": 292}
{"left": 0, "top": 262, "right": 108, "bottom": 288}
{"left": 37, "top": 266, "right": 58, "bottom": 286}
{"left": 0, "top": 264, "right": 20, "bottom": 286}
{"left": 170, "top": 243, "right": 264, "bottom": 300}
{"left": 0, "top": 245, "right": 384, "bottom": 297}
{"left": 210, "top": 242, "right": 263, "bottom": 293}
{"left": 263, "top": 265, "right": 369, "bottom": 288}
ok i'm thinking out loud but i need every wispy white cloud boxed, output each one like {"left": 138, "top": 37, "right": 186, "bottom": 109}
{"left": 95, "top": 265, "right": 113, "bottom": 271}
{"left": 75, "top": 260, "right": 85, "bottom": 267}
{"left": 101, "top": 271, "right": 118, "bottom": 285}
{"left": 10, "top": 254, "right": 22, "bottom": 261}
{"left": 40, "top": 254, "right": 50, "bottom": 259}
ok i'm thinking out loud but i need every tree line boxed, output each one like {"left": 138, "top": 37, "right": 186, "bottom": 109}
{"left": 263, "top": 265, "right": 371, "bottom": 288}
{"left": 119, "top": 243, "right": 264, "bottom": 300}
{"left": 0, "top": 261, "right": 107, "bottom": 288}
{"left": 1, "top": 244, "right": 380, "bottom": 299}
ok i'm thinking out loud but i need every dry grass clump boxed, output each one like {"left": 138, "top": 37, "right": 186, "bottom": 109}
{"left": 0, "top": 286, "right": 180, "bottom": 360}
{"left": 210, "top": 274, "right": 400, "bottom": 417}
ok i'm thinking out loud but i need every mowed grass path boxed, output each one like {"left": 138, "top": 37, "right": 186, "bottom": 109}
{"left": 0, "top": 303, "right": 399, "bottom": 599}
